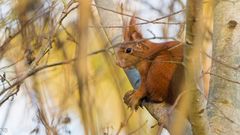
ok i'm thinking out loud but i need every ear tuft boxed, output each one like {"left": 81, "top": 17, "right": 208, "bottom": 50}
{"left": 123, "top": 19, "right": 130, "bottom": 41}
{"left": 123, "top": 14, "right": 143, "bottom": 41}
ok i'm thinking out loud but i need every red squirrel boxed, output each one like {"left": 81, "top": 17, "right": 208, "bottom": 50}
{"left": 116, "top": 16, "right": 184, "bottom": 110}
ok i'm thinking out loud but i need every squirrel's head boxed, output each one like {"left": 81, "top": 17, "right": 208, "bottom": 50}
{"left": 116, "top": 15, "right": 149, "bottom": 69}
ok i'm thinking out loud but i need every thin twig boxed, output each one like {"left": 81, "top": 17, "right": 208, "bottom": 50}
{"left": 0, "top": 57, "right": 24, "bottom": 71}
{"left": 116, "top": 111, "right": 134, "bottom": 135}
{"left": 128, "top": 120, "right": 148, "bottom": 135}
{"left": 0, "top": 58, "right": 75, "bottom": 105}
{"left": 0, "top": 6, "right": 51, "bottom": 57}
{"left": 203, "top": 52, "right": 240, "bottom": 71}
{"left": 206, "top": 72, "right": 240, "bottom": 85}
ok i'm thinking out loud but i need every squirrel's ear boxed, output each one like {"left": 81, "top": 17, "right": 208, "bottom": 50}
{"left": 123, "top": 15, "right": 143, "bottom": 41}
{"left": 123, "top": 20, "right": 130, "bottom": 41}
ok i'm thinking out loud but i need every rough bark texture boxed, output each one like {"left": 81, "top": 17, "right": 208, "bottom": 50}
{"left": 182, "top": 0, "right": 212, "bottom": 135}
{"left": 207, "top": 1, "right": 240, "bottom": 135}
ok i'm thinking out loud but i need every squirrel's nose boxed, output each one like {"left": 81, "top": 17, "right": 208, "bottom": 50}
{"left": 116, "top": 60, "right": 126, "bottom": 68}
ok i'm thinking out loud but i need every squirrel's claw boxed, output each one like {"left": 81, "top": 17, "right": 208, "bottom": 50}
{"left": 123, "top": 90, "right": 143, "bottom": 110}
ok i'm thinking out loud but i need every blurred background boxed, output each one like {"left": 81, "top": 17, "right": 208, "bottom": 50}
{"left": 0, "top": 0, "right": 185, "bottom": 134}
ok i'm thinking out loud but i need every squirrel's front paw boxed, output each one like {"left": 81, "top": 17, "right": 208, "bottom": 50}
{"left": 123, "top": 90, "right": 144, "bottom": 110}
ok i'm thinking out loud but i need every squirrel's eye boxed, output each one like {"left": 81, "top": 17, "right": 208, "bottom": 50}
{"left": 125, "top": 48, "right": 132, "bottom": 54}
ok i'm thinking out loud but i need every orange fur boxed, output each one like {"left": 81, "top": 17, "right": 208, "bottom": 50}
{"left": 116, "top": 16, "right": 184, "bottom": 109}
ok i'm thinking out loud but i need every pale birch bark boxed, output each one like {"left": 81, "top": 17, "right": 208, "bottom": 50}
{"left": 207, "top": 1, "right": 240, "bottom": 135}
{"left": 180, "top": 0, "right": 212, "bottom": 135}
{"left": 202, "top": 0, "right": 213, "bottom": 98}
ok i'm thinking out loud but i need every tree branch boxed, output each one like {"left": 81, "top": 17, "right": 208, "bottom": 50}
{"left": 182, "top": 0, "right": 213, "bottom": 135}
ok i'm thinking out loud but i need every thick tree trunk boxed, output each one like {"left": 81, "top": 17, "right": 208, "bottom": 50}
{"left": 207, "top": 1, "right": 240, "bottom": 135}
{"left": 180, "top": 0, "right": 212, "bottom": 135}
